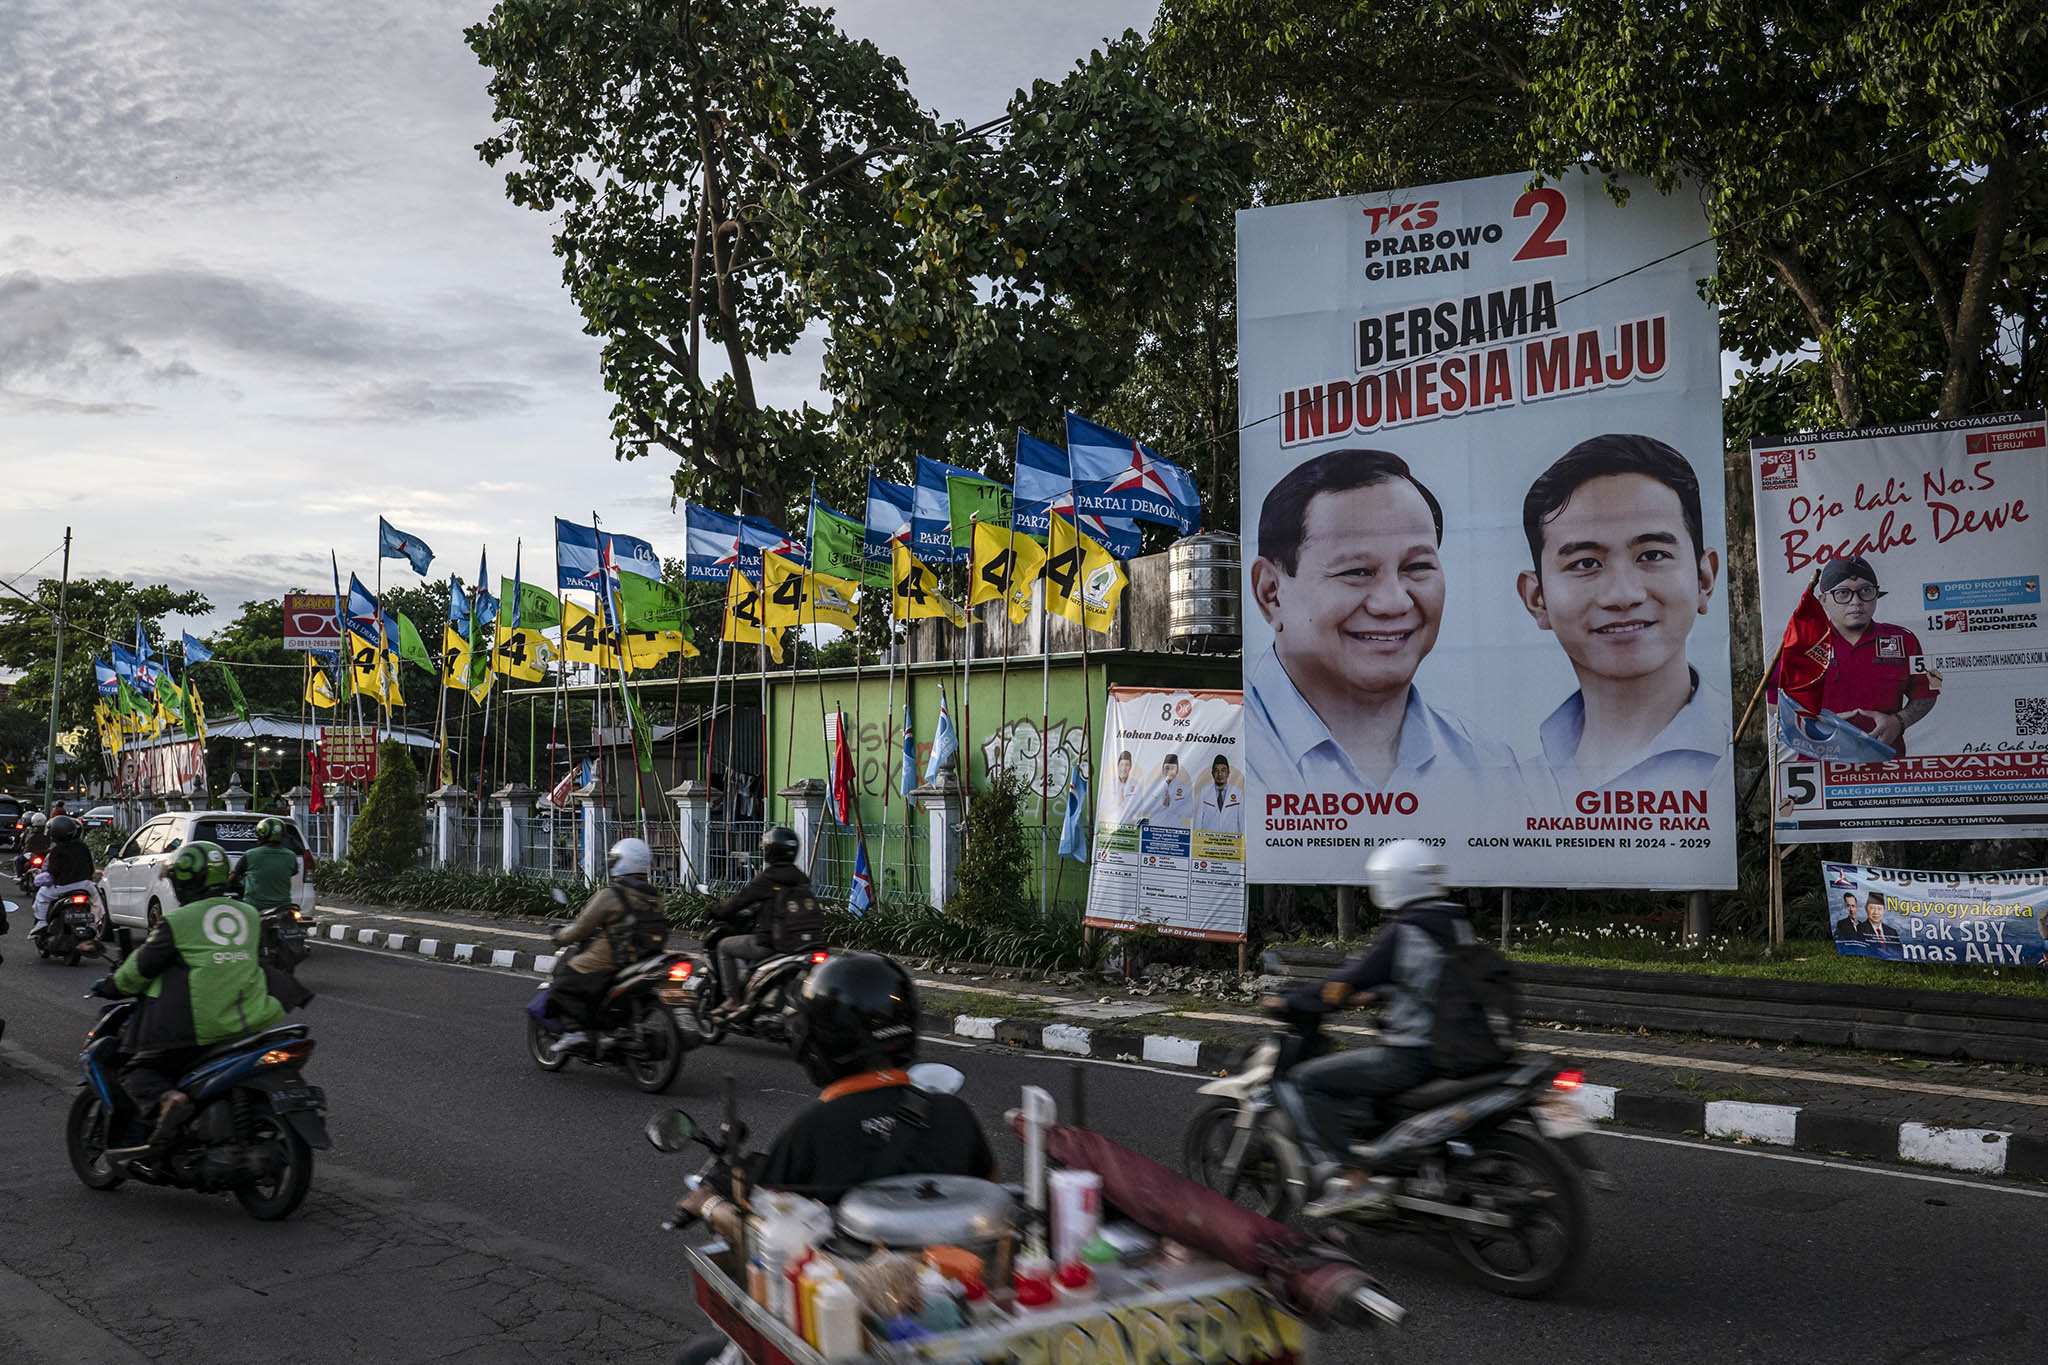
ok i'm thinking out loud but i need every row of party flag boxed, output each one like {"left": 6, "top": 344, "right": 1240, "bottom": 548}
{"left": 93, "top": 618, "right": 255, "bottom": 755}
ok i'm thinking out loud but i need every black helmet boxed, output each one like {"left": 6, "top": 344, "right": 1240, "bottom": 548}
{"left": 47, "top": 814, "right": 81, "bottom": 843}
{"left": 166, "top": 840, "right": 232, "bottom": 906}
{"left": 789, "top": 952, "right": 918, "bottom": 1087}
{"left": 256, "top": 816, "right": 288, "bottom": 845}
{"left": 760, "top": 825, "right": 800, "bottom": 867}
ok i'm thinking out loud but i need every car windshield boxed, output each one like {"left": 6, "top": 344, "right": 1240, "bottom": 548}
{"left": 194, "top": 817, "right": 306, "bottom": 855}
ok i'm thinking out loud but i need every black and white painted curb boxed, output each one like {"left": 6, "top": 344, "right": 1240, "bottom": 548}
{"left": 316, "top": 916, "right": 2048, "bottom": 1182}
{"left": 314, "top": 919, "right": 565, "bottom": 975}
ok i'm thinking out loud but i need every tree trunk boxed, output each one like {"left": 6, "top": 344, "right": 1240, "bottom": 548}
{"left": 1759, "top": 240, "right": 1865, "bottom": 427}
{"left": 1937, "top": 150, "right": 2019, "bottom": 419}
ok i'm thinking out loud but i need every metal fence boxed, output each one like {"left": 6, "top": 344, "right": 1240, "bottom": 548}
{"left": 1024, "top": 823, "right": 1090, "bottom": 916}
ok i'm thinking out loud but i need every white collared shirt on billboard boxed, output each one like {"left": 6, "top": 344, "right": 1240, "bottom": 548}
{"left": 1521, "top": 668, "right": 1732, "bottom": 797}
{"left": 1243, "top": 645, "right": 1518, "bottom": 798}
{"left": 1194, "top": 782, "right": 1244, "bottom": 834}
{"left": 1139, "top": 776, "right": 1197, "bottom": 828}
{"left": 1103, "top": 774, "right": 1143, "bottom": 826}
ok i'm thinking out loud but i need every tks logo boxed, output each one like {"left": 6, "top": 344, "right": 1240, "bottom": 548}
{"left": 1361, "top": 201, "right": 1439, "bottom": 234}
{"left": 202, "top": 904, "right": 251, "bottom": 948}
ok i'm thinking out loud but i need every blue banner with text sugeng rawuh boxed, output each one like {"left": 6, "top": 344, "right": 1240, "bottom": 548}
{"left": 1824, "top": 861, "right": 2048, "bottom": 966}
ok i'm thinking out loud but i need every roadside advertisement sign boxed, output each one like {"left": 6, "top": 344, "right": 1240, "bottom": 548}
{"left": 320, "top": 725, "right": 379, "bottom": 784}
{"left": 1753, "top": 412, "right": 2048, "bottom": 841}
{"left": 283, "top": 594, "right": 342, "bottom": 651}
{"left": 1235, "top": 170, "right": 1733, "bottom": 887}
{"left": 114, "top": 738, "right": 206, "bottom": 796}
{"left": 1085, "top": 687, "right": 1247, "bottom": 942}
{"left": 1823, "top": 861, "right": 2048, "bottom": 967}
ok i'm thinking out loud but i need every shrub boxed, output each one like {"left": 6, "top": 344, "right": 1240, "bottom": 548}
{"left": 951, "top": 766, "right": 1034, "bottom": 926}
{"left": 347, "top": 739, "right": 426, "bottom": 878}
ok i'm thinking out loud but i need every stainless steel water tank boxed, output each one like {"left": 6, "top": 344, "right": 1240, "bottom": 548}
{"left": 1168, "top": 532, "right": 1241, "bottom": 653}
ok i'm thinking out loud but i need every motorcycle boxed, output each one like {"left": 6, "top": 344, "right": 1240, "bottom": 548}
{"left": 257, "top": 902, "right": 311, "bottom": 973}
{"left": 525, "top": 949, "right": 694, "bottom": 1093}
{"left": 16, "top": 849, "right": 45, "bottom": 896}
{"left": 1182, "top": 1005, "right": 1608, "bottom": 1298}
{"left": 683, "top": 918, "right": 829, "bottom": 1048}
{"left": 30, "top": 886, "right": 120, "bottom": 968}
{"left": 67, "top": 996, "right": 330, "bottom": 1220}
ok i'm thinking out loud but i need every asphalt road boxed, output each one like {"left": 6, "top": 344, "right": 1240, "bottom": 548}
{"left": 2, "top": 935, "right": 2044, "bottom": 1363}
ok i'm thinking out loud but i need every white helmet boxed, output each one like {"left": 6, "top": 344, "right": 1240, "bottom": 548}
{"left": 1364, "top": 840, "right": 1446, "bottom": 910}
{"left": 607, "top": 836, "right": 653, "bottom": 879}
{"left": 29, "top": 812, "right": 46, "bottom": 827}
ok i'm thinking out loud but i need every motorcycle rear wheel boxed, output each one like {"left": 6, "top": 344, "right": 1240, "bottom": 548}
{"left": 527, "top": 1015, "right": 569, "bottom": 1071}
{"left": 690, "top": 986, "right": 728, "bottom": 1046}
{"left": 1182, "top": 1100, "right": 1296, "bottom": 1220}
{"left": 233, "top": 1113, "right": 314, "bottom": 1220}
{"left": 65, "top": 1090, "right": 127, "bottom": 1191}
{"left": 1445, "top": 1130, "right": 1587, "bottom": 1298}
{"left": 627, "top": 999, "right": 685, "bottom": 1094}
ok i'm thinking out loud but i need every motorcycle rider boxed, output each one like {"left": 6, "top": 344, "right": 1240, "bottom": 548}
{"left": 231, "top": 818, "right": 298, "bottom": 910}
{"left": 95, "top": 841, "right": 309, "bottom": 1165}
{"left": 1271, "top": 839, "right": 1475, "bottom": 1217}
{"left": 677, "top": 952, "right": 995, "bottom": 1233}
{"left": 31, "top": 814, "right": 99, "bottom": 931}
{"left": 547, "top": 836, "right": 666, "bottom": 1058}
{"left": 705, "top": 825, "right": 819, "bottom": 1022}
{"left": 17, "top": 810, "right": 50, "bottom": 883}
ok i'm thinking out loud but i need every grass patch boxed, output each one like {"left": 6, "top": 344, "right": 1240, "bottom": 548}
{"left": 1508, "top": 939, "right": 2048, "bottom": 999}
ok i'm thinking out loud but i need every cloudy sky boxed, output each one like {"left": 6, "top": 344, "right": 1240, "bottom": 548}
{"left": 0, "top": 0, "right": 1158, "bottom": 632}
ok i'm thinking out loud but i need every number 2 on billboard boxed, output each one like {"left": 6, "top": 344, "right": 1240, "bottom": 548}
{"left": 1513, "top": 187, "right": 1567, "bottom": 261}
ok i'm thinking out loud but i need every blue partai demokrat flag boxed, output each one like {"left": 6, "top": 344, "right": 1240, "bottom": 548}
{"left": 110, "top": 642, "right": 140, "bottom": 681}
{"left": 899, "top": 702, "right": 916, "bottom": 799}
{"left": 345, "top": 575, "right": 397, "bottom": 647}
{"left": 449, "top": 573, "right": 472, "bottom": 641}
{"left": 848, "top": 839, "right": 873, "bottom": 916}
{"left": 378, "top": 516, "right": 435, "bottom": 575}
{"left": 1012, "top": 429, "right": 1143, "bottom": 558}
{"left": 1064, "top": 411, "right": 1201, "bottom": 534}
{"left": 473, "top": 550, "right": 499, "bottom": 627}
{"left": 1059, "top": 768, "right": 1092, "bottom": 863}
{"left": 556, "top": 517, "right": 604, "bottom": 595}
{"left": 682, "top": 504, "right": 741, "bottom": 583}
{"left": 180, "top": 631, "right": 213, "bottom": 664}
{"left": 923, "top": 683, "right": 958, "bottom": 785}
{"left": 865, "top": 476, "right": 915, "bottom": 573}
{"left": 605, "top": 529, "right": 662, "bottom": 581}
{"left": 95, "top": 658, "right": 120, "bottom": 696}
{"left": 912, "top": 456, "right": 983, "bottom": 564}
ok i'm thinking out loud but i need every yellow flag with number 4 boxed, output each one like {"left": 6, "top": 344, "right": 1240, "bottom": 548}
{"left": 765, "top": 550, "right": 859, "bottom": 630}
{"left": 492, "top": 626, "right": 554, "bottom": 681}
{"left": 891, "top": 540, "right": 966, "bottom": 626}
{"left": 969, "top": 519, "right": 1047, "bottom": 625}
{"left": 1046, "top": 514, "right": 1127, "bottom": 634}
{"left": 722, "top": 570, "right": 785, "bottom": 663}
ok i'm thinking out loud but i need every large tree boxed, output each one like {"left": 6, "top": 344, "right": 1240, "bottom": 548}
{"left": 466, "top": 2, "right": 1242, "bottom": 524}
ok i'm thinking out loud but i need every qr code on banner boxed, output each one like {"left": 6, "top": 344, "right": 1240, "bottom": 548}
{"left": 2017, "top": 698, "right": 2048, "bottom": 736}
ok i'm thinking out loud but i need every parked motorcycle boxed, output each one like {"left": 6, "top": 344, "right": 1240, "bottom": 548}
{"left": 682, "top": 920, "right": 829, "bottom": 1048}
{"left": 524, "top": 950, "right": 693, "bottom": 1093}
{"left": 68, "top": 997, "right": 330, "bottom": 1220}
{"left": 30, "top": 887, "right": 119, "bottom": 968}
{"left": 1182, "top": 1006, "right": 1608, "bottom": 1298}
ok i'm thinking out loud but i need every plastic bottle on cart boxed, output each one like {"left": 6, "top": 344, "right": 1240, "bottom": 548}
{"left": 1054, "top": 1261, "right": 1097, "bottom": 1306}
{"left": 1013, "top": 1250, "right": 1055, "bottom": 1314}
{"left": 800, "top": 1258, "right": 844, "bottom": 1346}
{"left": 916, "top": 1266, "right": 964, "bottom": 1333}
{"left": 812, "top": 1279, "right": 865, "bottom": 1359}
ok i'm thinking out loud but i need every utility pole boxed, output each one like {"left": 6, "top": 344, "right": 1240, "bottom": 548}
{"left": 42, "top": 527, "right": 72, "bottom": 807}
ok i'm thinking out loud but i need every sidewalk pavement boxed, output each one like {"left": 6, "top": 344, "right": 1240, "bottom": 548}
{"left": 308, "top": 898, "right": 2048, "bottom": 1183}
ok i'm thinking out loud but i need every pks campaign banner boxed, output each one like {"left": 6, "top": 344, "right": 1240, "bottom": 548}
{"left": 1084, "top": 687, "right": 1247, "bottom": 942}
{"left": 1235, "top": 171, "right": 1733, "bottom": 887}
{"left": 1823, "top": 861, "right": 2047, "bottom": 967}
{"left": 1753, "top": 412, "right": 2048, "bottom": 841}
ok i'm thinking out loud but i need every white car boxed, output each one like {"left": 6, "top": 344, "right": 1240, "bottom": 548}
{"left": 102, "top": 811, "right": 316, "bottom": 937}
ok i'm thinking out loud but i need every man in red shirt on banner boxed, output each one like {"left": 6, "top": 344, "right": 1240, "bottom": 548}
{"left": 1770, "top": 557, "right": 1938, "bottom": 757}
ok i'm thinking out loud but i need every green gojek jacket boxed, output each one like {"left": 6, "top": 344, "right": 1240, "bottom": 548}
{"left": 236, "top": 843, "right": 299, "bottom": 909}
{"left": 113, "top": 895, "right": 290, "bottom": 1050}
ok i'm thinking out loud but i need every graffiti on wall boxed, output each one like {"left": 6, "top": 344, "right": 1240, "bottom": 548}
{"left": 981, "top": 719, "right": 1091, "bottom": 802}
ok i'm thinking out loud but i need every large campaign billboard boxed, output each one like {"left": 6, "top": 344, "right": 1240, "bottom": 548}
{"left": 1235, "top": 170, "right": 1733, "bottom": 888}
{"left": 1753, "top": 412, "right": 2048, "bottom": 841}
{"left": 1084, "top": 687, "right": 1247, "bottom": 942}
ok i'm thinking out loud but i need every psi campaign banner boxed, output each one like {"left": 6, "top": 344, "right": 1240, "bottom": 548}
{"left": 1235, "top": 171, "right": 1734, "bottom": 888}
{"left": 1823, "top": 862, "right": 2048, "bottom": 967}
{"left": 1084, "top": 687, "right": 1248, "bottom": 942}
{"left": 1754, "top": 412, "right": 2048, "bottom": 841}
